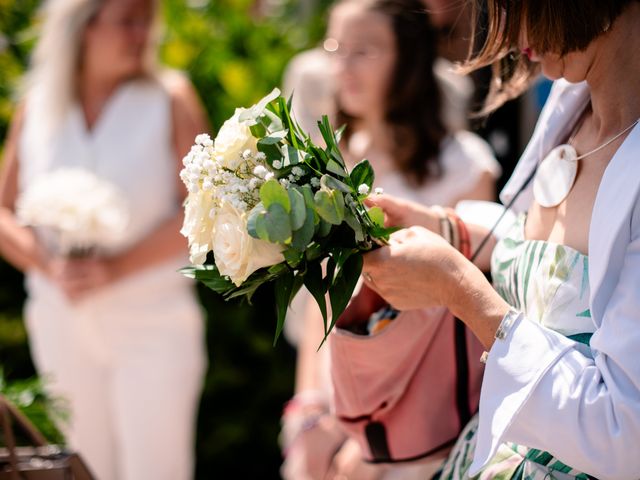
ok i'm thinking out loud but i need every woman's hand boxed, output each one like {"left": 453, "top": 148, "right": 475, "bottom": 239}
{"left": 46, "top": 256, "right": 120, "bottom": 301}
{"left": 363, "top": 226, "right": 510, "bottom": 348}
{"left": 366, "top": 194, "right": 440, "bottom": 232}
{"left": 362, "top": 226, "right": 465, "bottom": 311}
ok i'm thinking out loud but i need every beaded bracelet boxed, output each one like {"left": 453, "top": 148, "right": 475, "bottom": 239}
{"left": 445, "top": 209, "right": 471, "bottom": 259}
{"left": 432, "top": 205, "right": 454, "bottom": 246}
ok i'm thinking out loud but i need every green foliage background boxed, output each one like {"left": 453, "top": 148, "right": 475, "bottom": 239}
{"left": 0, "top": 0, "right": 331, "bottom": 477}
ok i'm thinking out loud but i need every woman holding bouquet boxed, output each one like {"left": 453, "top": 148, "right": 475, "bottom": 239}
{"left": 360, "top": 0, "right": 640, "bottom": 478}
{"left": 0, "top": 0, "right": 207, "bottom": 479}
{"left": 281, "top": 0, "right": 500, "bottom": 478}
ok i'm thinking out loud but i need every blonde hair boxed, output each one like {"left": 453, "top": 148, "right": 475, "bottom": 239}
{"left": 24, "top": 0, "right": 159, "bottom": 137}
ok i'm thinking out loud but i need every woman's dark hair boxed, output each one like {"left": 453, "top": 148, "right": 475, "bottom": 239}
{"left": 465, "top": 0, "right": 639, "bottom": 114}
{"left": 333, "top": 0, "right": 447, "bottom": 185}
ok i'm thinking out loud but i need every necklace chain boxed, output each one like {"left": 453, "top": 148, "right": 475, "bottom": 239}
{"left": 571, "top": 117, "right": 640, "bottom": 161}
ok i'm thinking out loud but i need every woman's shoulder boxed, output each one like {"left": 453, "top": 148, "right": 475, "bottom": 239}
{"left": 440, "top": 130, "right": 501, "bottom": 179}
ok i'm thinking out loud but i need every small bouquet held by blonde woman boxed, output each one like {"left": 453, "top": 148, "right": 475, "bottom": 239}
{"left": 180, "top": 89, "right": 394, "bottom": 343}
{"left": 16, "top": 168, "right": 129, "bottom": 256}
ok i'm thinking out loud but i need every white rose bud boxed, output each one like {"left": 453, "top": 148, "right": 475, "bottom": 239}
{"left": 358, "top": 184, "right": 370, "bottom": 195}
{"left": 214, "top": 109, "right": 258, "bottom": 170}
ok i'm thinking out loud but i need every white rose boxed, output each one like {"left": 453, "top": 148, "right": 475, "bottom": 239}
{"left": 212, "top": 202, "right": 284, "bottom": 286}
{"left": 214, "top": 108, "right": 258, "bottom": 170}
{"left": 181, "top": 191, "right": 216, "bottom": 264}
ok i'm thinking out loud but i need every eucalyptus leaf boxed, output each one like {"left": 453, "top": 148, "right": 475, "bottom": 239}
{"left": 260, "top": 179, "right": 291, "bottom": 212}
{"left": 259, "top": 130, "right": 288, "bottom": 145}
{"left": 288, "top": 188, "right": 306, "bottom": 230}
{"left": 264, "top": 203, "right": 292, "bottom": 243}
{"left": 314, "top": 189, "right": 345, "bottom": 225}
{"left": 291, "top": 207, "right": 316, "bottom": 251}
{"left": 317, "top": 219, "right": 332, "bottom": 237}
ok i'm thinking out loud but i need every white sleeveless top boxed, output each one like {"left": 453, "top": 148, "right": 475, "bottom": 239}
{"left": 19, "top": 77, "right": 195, "bottom": 307}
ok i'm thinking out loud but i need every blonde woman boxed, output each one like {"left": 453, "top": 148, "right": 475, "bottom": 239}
{"left": 0, "top": 0, "right": 208, "bottom": 478}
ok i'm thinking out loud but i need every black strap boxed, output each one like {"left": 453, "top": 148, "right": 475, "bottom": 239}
{"left": 453, "top": 319, "right": 471, "bottom": 429}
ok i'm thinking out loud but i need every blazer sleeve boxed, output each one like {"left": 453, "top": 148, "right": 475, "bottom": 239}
{"left": 470, "top": 199, "right": 640, "bottom": 479}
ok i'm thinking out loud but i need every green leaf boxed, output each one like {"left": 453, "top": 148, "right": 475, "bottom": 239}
{"left": 260, "top": 179, "right": 291, "bottom": 212}
{"left": 314, "top": 189, "right": 345, "bottom": 225}
{"left": 179, "top": 265, "right": 234, "bottom": 294}
{"left": 326, "top": 158, "right": 347, "bottom": 177}
{"left": 283, "top": 248, "right": 303, "bottom": 268}
{"left": 324, "top": 257, "right": 336, "bottom": 291}
{"left": 317, "top": 219, "right": 332, "bottom": 237}
{"left": 282, "top": 145, "right": 301, "bottom": 167}
{"left": 344, "top": 208, "right": 365, "bottom": 242}
{"left": 350, "top": 159, "right": 375, "bottom": 191}
{"left": 368, "top": 206, "right": 385, "bottom": 228}
{"left": 273, "top": 270, "right": 295, "bottom": 345}
{"left": 304, "top": 261, "right": 328, "bottom": 334}
{"left": 300, "top": 184, "right": 316, "bottom": 209}
{"left": 247, "top": 203, "right": 266, "bottom": 239}
{"left": 321, "top": 174, "right": 352, "bottom": 193}
{"left": 291, "top": 207, "right": 316, "bottom": 251}
{"left": 264, "top": 203, "right": 292, "bottom": 243}
{"left": 305, "top": 242, "right": 323, "bottom": 261}
{"left": 288, "top": 188, "right": 306, "bottom": 230}
{"left": 250, "top": 123, "right": 267, "bottom": 138}
{"left": 258, "top": 130, "right": 288, "bottom": 145}
{"left": 334, "top": 124, "right": 346, "bottom": 144}
{"left": 326, "top": 254, "right": 363, "bottom": 337}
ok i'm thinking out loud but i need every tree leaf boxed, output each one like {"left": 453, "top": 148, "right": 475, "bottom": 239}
{"left": 179, "top": 265, "right": 234, "bottom": 294}
{"left": 304, "top": 261, "right": 328, "bottom": 334}
{"left": 273, "top": 270, "right": 295, "bottom": 345}
{"left": 326, "top": 253, "right": 363, "bottom": 337}
{"left": 350, "top": 159, "right": 375, "bottom": 191}
{"left": 260, "top": 179, "right": 291, "bottom": 212}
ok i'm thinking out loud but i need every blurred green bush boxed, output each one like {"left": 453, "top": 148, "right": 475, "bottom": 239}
{"left": 0, "top": 0, "right": 331, "bottom": 477}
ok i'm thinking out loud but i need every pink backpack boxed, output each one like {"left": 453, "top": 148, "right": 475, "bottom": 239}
{"left": 330, "top": 303, "right": 485, "bottom": 462}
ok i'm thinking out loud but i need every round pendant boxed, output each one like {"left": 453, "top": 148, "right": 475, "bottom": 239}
{"left": 533, "top": 144, "right": 578, "bottom": 208}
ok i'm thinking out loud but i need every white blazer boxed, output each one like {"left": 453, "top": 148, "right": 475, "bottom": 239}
{"left": 471, "top": 80, "right": 640, "bottom": 479}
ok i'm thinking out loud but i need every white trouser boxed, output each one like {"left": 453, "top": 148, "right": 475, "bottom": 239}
{"left": 24, "top": 267, "right": 206, "bottom": 480}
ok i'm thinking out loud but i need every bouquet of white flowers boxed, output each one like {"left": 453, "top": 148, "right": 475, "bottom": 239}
{"left": 16, "top": 168, "right": 129, "bottom": 256}
{"left": 180, "top": 89, "right": 394, "bottom": 343}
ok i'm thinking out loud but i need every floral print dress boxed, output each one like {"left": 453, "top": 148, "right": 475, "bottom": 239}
{"left": 436, "top": 214, "right": 597, "bottom": 480}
